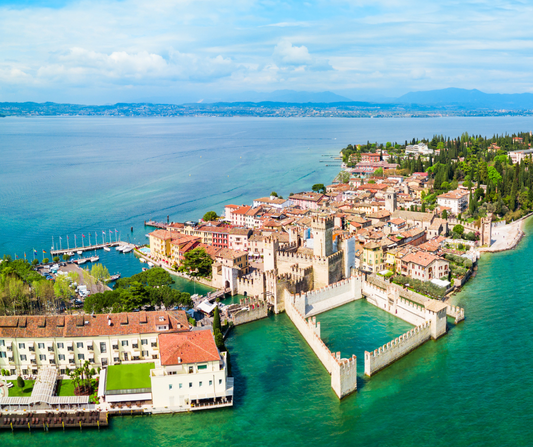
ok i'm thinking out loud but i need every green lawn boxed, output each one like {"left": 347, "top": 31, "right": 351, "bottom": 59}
{"left": 106, "top": 362, "right": 154, "bottom": 391}
{"left": 56, "top": 379, "right": 76, "bottom": 396}
{"left": 7, "top": 380, "right": 35, "bottom": 397}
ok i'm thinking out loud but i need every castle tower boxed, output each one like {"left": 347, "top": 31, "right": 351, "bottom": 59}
{"left": 480, "top": 213, "right": 493, "bottom": 247}
{"left": 311, "top": 215, "right": 334, "bottom": 257}
{"left": 384, "top": 192, "right": 397, "bottom": 213}
{"left": 264, "top": 236, "right": 279, "bottom": 271}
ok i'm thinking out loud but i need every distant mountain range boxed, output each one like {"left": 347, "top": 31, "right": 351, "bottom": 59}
{"left": 2, "top": 88, "right": 533, "bottom": 117}
{"left": 396, "top": 88, "right": 533, "bottom": 109}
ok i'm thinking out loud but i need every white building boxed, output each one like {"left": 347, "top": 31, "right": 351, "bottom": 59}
{"left": 436, "top": 189, "right": 470, "bottom": 215}
{"left": 405, "top": 143, "right": 434, "bottom": 155}
{"left": 150, "top": 330, "right": 233, "bottom": 409}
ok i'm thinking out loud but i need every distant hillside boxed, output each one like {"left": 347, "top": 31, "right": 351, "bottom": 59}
{"left": 397, "top": 88, "right": 533, "bottom": 110}
{"left": 218, "top": 90, "right": 354, "bottom": 103}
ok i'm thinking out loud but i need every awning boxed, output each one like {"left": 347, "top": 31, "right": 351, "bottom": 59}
{"left": 150, "top": 338, "right": 157, "bottom": 343}
{"left": 66, "top": 341, "right": 73, "bottom": 347}
{"left": 112, "top": 339, "right": 118, "bottom": 345}
{"left": 46, "top": 341, "right": 53, "bottom": 347}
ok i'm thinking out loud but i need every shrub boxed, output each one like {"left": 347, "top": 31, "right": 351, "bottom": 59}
{"left": 17, "top": 376, "right": 25, "bottom": 388}
{"left": 188, "top": 317, "right": 196, "bottom": 327}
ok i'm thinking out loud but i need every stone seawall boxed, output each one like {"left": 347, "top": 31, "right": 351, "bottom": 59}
{"left": 364, "top": 322, "right": 432, "bottom": 376}
{"left": 446, "top": 305, "right": 465, "bottom": 324}
{"left": 231, "top": 300, "right": 269, "bottom": 326}
{"left": 285, "top": 301, "right": 357, "bottom": 399}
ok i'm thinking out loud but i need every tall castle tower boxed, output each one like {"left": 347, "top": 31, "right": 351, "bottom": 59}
{"left": 384, "top": 192, "right": 397, "bottom": 213}
{"left": 311, "top": 215, "right": 334, "bottom": 257}
{"left": 263, "top": 236, "right": 279, "bottom": 271}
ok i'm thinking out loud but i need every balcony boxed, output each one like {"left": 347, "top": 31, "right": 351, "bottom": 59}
{"left": 7, "top": 346, "right": 12, "bottom": 351}
{"left": 31, "top": 360, "right": 36, "bottom": 365}
{"left": 132, "top": 344, "right": 139, "bottom": 349}
{"left": 49, "top": 359, "right": 55, "bottom": 365}
{"left": 67, "top": 346, "right": 73, "bottom": 352}
{"left": 112, "top": 344, "right": 119, "bottom": 350}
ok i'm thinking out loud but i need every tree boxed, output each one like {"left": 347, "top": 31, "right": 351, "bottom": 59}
{"left": 62, "top": 254, "right": 71, "bottom": 261}
{"left": 270, "top": 191, "right": 278, "bottom": 197}
{"left": 213, "top": 305, "right": 221, "bottom": 333}
{"left": 17, "top": 376, "right": 25, "bottom": 388}
{"left": 453, "top": 224, "right": 465, "bottom": 236}
{"left": 336, "top": 171, "right": 350, "bottom": 183}
{"left": 179, "top": 248, "right": 213, "bottom": 277}
{"left": 54, "top": 275, "right": 74, "bottom": 301}
{"left": 53, "top": 256, "right": 60, "bottom": 263}
{"left": 34, "top": 280, "right": 56, "bottom": 311}
{"left": 311, "top": 184, "right": 326, "bottom": 194}
{"left": 31, "top": 259, "right": 39, "bottom": 266}
{"left": 442, "top": 209, "right": 448, "bottom": 219}
{"left": 42, "top": 258, "right": 49, "bottom": 264}
{"left": 90, "top": 263, "right": 110, "bottom": 292}
{"left": 373, "top": 168, "right": 384, "bottom": 177}
{"left": 203, "top": 211, "right": 218, "bottom": 222}
{"left": 69, "top": 360, "right": 97, "bottom": 395}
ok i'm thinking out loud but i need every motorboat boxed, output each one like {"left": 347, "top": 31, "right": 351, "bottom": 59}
{"left": 122, "top": 247, "right": 133, "bottom": 253}
{"left": 103, "top": 246, "right": 111, "bottom": 252}
{"left": 77, "top": 250, "right": 83, "bottom": 255}
{"left": 77, "top": 258, "right": 87, "bottom": 264}
{"left": 67, "top": 251, "right": 74, "bottom": 256}
{"left": 115, "top": 245, "right": 123, "bottom": 251}
{"left": 90, "top": 256, "right": 99, "bottom": 262}
{"left": 147, "top": 262, "right": 154, "bottom": 268}
{"left": 140, "top": 258, "right": 146, "bottom": 263}
{"left": 106, "top": 273, "right": 121, "bottom": 281}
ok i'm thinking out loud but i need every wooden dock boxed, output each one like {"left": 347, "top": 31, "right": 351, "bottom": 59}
{"left": 0, "top": 410, "right": 108, "bottom": 431}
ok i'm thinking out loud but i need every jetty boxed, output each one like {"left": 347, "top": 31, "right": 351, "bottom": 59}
{"left": 0, "top": 410, "right": 108, "bottom": 431}
{"left": 144, "top": 220, "right": 170, "bottom": 230}
{"left": 51, "top": 241, "right": 129, "bottom": 256}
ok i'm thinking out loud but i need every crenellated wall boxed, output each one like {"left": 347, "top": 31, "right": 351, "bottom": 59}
{"left": 446, "top": 305, "right": 465, "bottom": 324}
{"left": 285, "top": 300, "right": 357, "bottom": 399}
{"left": 231, "top": 297, "right": 269, "bottom": 326}
{"left": 291, "top": 274, "right": 363, "bottom": 317}
{"left": 364, "top": 321, "right": 432, "bottom": 376}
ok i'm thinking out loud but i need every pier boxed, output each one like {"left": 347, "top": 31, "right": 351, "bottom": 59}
{"left": 144, "top": 220, "right": 170, "bottom": 230}
{"left": 0, "top": 410, "right": 108, "bottom": 431}
{"left": 51, "top": 241, "right": 129, "bottom": 256}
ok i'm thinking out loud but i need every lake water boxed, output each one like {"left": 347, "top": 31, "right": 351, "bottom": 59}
{"left": 2, "top": 116, "right": 533, "bottom": 446}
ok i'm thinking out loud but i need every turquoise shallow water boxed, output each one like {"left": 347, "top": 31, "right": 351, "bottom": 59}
{"left": 3, "top": 117, "right": 533, "bottom": 445}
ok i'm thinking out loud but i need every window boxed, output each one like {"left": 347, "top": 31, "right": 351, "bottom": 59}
{"left": 189, "top": 382, "right": 193, "bottom": 388}
{"left": 123, "top": 353, "right": 128, "bottom": 361}
{"left": 102, "top": 358, "right": 108, "bottom": 366}
{"left": 199, "top": 381, "right": 202, "bottom": 387}
{"left": 209, "top": 380, "right": 212, "bottom": 386}
{"left": 142, "top": 351, "right": 149, "bottom": 357}
{"left": 188, "top": 366, "right": 193, "bottom": 374}
{"left": 0, "top": 340, "right": 4, "bottom": 346}
{"left": 179, "top": 383, "right": 182, "bottom": 389}
{"left": 57, "top": 342, "right": 64, "bottom": 349}
{"left": 169, "top": 384, "right": 173, "bottom": 390}
{"left": 121, "top": 340, "right": 128, "bottom": 347}
{"left": 78, "top": 354, "right": 85, "bottom": 360}
{"left": 152, "top": 354, "right": 158, "bottom": 359}
{"left": 113, "top": 357, "right": 119, "bottom": 363}
{"left": 38, "top": 343, "right": 45, "bottom": 349}
{"left": 58, "top": 354, "right": 65, "bottom": 360}
{"left": 20, "top": 354, "right": 27, "bottom": 361}
{"left": 39, "top": 354, "right": 46, "bottom": 361}
{"left": 141, "top": 339, "right": 148, "bottom": 345}
{"left": 0, "top": 352, "right": 5, "bottom": 358}
{"left": 100, "top": 342, "right": 107, "bottom": 353}
{"left": 22, "top": 369, "right": 28, "bottom": 375}
{"left": 77, "top": 342, "right": 84, "bottom": 349}
{"left": 219, "top": 379, "right": 222, "bottom": 385}
{"left": 198, "top": 364, "right": 207, "bottom": 370}
{"left": 60, "top": 369, "right": 66, "bottom": 375}
{"left": 19, "top": 343, "right": 25, "bottom": 349}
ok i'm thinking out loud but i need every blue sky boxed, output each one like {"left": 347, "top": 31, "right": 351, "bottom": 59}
{"left": 1, "top": 0, "right": 532, "bottom": 103}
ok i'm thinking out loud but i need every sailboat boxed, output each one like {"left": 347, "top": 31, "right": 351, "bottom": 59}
{"left": 104, "top": 246, "right": 111, "bottom": 252}
{"left": 90, "top": 250, "right": 99, "bottom": 262}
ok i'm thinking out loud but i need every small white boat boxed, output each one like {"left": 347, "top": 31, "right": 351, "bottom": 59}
{"left": 90, "top": 256, "right": 99, "bottom": 262}
{"left": 67, "top": 251, "right": 74, "bottom": 256}
{"left": 115, "top": 246, "right": 122, "bottom": 251}
{"left": 77, "top": 259, "right": 87, "bottom": 264}
{"left": 77, "top": 250, "right": 83, "bottom": 255}
{"left": 147, "top": 262, "right": 154, "bottom": 268}
{"left": 103, "top": 246, "right": 111, "bottom": 252}
{"left": 140, "top": 258, "right": 146, "bottom": 263}
{"left": 122, "top": 247, "right": 133, "bottom": 253}
{"left": 142, "top": 267, "right": 148, "bottom": 272}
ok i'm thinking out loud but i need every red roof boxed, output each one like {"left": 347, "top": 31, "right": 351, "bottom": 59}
{"left": 158, "top": 330, "right": 220, "bottom": 365}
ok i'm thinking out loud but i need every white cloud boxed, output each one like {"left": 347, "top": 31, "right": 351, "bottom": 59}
{"left": 273, "top": 40, "right": 313, "bottom": 65}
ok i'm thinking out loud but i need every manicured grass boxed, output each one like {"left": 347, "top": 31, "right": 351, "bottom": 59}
{"left": 56, "top": 379, "right": 76, "bottom": 396}
{"left": 7, "top": 380, "right": 35, "bottom": 397}
{"left": 106, "top": 362, "right": 154, "bottom": 391}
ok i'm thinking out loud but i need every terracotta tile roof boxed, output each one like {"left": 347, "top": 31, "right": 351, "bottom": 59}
{"left": 0, "top": 311, "right": 189, "bottom": 339}
{"left": 158, "top": 330, "right": 220, "bottom": 365}
{"left": 149, "top": 230, "right": 174, "bottom": 240}
{"left": 402, "top": 251, "right": 445, "bottom": 267}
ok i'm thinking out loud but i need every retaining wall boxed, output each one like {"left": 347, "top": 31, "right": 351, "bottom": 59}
{"left": 364, "top": 321, "right": 432, "bottom": 376}
{"left": 285, "top": 301, "right": 357, "bottom": 399}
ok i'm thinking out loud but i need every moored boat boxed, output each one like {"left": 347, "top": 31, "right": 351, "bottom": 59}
{"left": 103, "top": 246, "right": 111, "bottom": 252}
{"left": 77, "top": 250, "right": 83, "bottom": 255}
{"left": 90, "top": 256, "right": 99, "bottom": 262}
{"left": 122, "top": 247, "right": 133, "bottom": 253}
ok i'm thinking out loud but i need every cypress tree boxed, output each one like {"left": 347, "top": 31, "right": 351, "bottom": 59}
{"left": 213, "top": 305, "right": 221, "bottom": 334}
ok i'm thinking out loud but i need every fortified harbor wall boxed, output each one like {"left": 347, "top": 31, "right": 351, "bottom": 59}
{"left": 230, "top": 297, "right": 269, "bottom": 326}
{"left": 285, "top": 300, "right": 357, "bottom": 399}
{"left": 292, "top": 274, "right": 363, "bottom": 318}
{"left": 364, "top": 322, "right": 432, "bottom": 376}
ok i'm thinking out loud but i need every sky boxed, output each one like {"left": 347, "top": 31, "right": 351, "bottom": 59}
{"left": 1, "top": 0, "right": 533, "bottom": 104}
